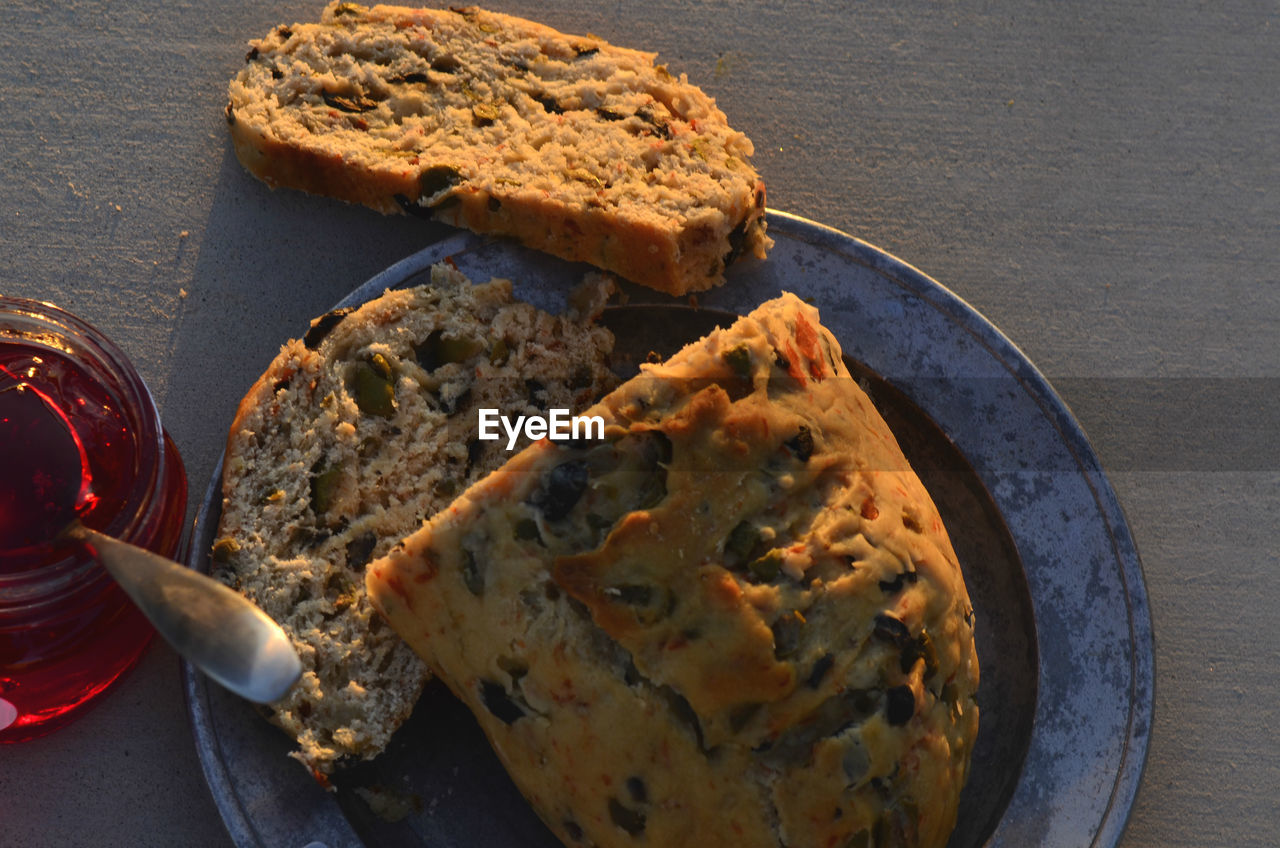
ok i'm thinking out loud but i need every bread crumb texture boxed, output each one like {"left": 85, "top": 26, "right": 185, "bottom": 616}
{"left": 212, "top": 263, "right": 616, "bottom": 775}
{"left": 226, "top": 2, "right": 771, "bottom": 295}
{"left": 367, "top": 293, "right": 980, "bottom": 847}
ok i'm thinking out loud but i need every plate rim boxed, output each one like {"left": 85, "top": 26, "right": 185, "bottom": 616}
{"left": 184, "top": 209, "right": 1153, "bottom": 848}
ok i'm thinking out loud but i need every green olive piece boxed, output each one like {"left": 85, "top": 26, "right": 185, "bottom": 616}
{"left": 352, "top": 357, "right": 396, "bottom": 417}
{"left": 369, "top": 352, "right": 393, "bottom": 379}
{"left": 310, "top": 465, "right": 343, "bottom": 515}
{"left": 725, "top": 520, "right": 759, "bottom": 561}
{"left": 514, "top": 517, "right": 542, "bottom": 542}
{"left": 724, "top": 343, "right": 753, "bottom": 379}
{"left": 748, "top": 549, "right": 784, "bottom": 581}
{"left": 210, "top": 537, "right": 241, "bottom": 564}
{"left": 489, "top": 337, "right": 510, "bottom": 365}
{"left": 415, "top": 329, "right": 485, "bottom": 371}
{"left": 438, "top": 336, "right": 483, "bottom": 364}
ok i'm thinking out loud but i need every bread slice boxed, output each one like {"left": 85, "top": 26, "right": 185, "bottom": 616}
{"left": 225, "top": 2, "right": 770, "bottom": 295}
{"left": 366, "top": 294, "right": 980, "bottom": 847}
{"left": 210, "top": 264, "right": 617, "bottom": 777}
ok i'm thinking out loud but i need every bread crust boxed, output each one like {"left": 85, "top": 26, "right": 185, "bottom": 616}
{"left": 226, "top": 2, "right": 770, "bottom": 294}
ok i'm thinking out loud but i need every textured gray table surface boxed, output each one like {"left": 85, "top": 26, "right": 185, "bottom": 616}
{"left": 1, "top": 1, "right": 1275, "bottom": 846}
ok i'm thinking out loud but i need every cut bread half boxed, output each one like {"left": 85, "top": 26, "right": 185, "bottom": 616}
{"left": 211, "top": 264, "right": 617, "bottom": 776}
{"left": 367, "top": 293, "right": 979, "bottom": 846}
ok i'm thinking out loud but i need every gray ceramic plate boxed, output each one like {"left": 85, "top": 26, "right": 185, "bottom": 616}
{"left": 184, "top": 211, "right": 1152, "bottom": 848}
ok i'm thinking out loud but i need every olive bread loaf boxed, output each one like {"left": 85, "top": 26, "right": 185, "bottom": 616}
{"left": 225, "top": 2, "right": 770, "bottom": 296}
{"left": 366, "top": 293, "right": 980, "bottom": 846}
{"left": 211, "top": 264, "right": 616, "bottom": 776}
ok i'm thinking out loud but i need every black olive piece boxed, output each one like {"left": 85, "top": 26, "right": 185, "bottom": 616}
{"left": 596, "top": 107, "right": 626, "bottom": 121}
{"left": 807, "top": 653, "right": 835, "bottom": 688}
{"left": 900, "top": 631, "right": 940, "bottom": 679}
{"left": 245, "top": 46, "right": 259, "bottom": 62}
{"left": 419, "top": 165, "right": 463, "bottom": 205}
{"left": 625, "top": 776, "right": 647, "bottom": 804}
{"left": 872, "top": 613, "right": 912, "bottom": 649}
{"left": 331, "top": 2, "right": 363, "bottom": 16}
{"left": 460, "top": 549, "right": 484, "bottom": 596}
{"left": 722, "top": 217, "right": 750, "bottom": 268}
{"left": 529, "top": 459, "right": 590, "bottom": 521}
{"left": 345, "top": 532, "right": 377, "bottom": 570}
{"left": 322, "top": 91, "right": 380, "bottom": 113}
{"left": 635, "top": 105, "right": 672, "bottom": 140}
{"left": 785, "top": 426, "right": 814, "bottom": 462}
{"left": 645, "top": 350, "right": 663, "bottom": 364}
{"left": 608, "top": 797, "right": 646, "bottom": 835}
{"left": 465, "top": 437, "right": 484, "bottom": 472}
{"left": 479, "top": 679, "right": 526, "bottom": 725}
{"left": 562, "top": 820, "right": 585, "bottom": 842}
{"left": 533, "top": 93, "right": 565, "bottom": 114}
{"left": 390, "top": 71, "right": 432, "bottom": 85}
{"left": 514, "top": 517, "right": 543, "bottom": 543}
{"left": 271, "top": 67, "right": 283, "bottom": 80}
{"left": 524, "top": 378, "right": 547, "bottom": 410}
{"left": 393, "top": 193, "right": 435, "bottom": 219}
{"left": 304, "top": 306, "right": 356, "bottom": 349}
{"left": 430, "top": 53, "right": 462, "bottom": 73}
{"left": 772, "top": 611, "right": 804, "bottom": 659}
{"left": 878, "top": 568, "right": 918, "bottom": 595}
{"left": 885, "top": 685, "right": 915, "bottom": 726}
{"left": 276, "top": 26, "right": 292, "bottom": 39}
{"left": 574, "top": 46, "right": 601, "bottom": 59}
{"left": 725, "top": 520, "right": 759, "bottom": 562}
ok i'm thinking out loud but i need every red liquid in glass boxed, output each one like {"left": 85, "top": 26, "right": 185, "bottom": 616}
{"left": 0, "top": 341, "right": 181, "bottom": 741}
{"left": 0, "top": 366, "right": 95, "bottom": 558}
